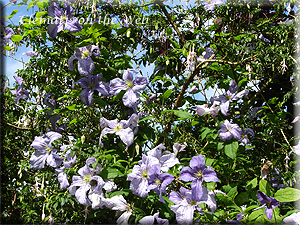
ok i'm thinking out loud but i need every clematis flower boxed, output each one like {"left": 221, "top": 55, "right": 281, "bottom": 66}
{"left": 249, "top": 106, "right": 262, "bottom": 121}
{"left": 30, "top": 132, "right": 63, "bottom": 169}
{"left": 105, "top": 195, "right": 132, "bottom": 225}
{"left": 55, "top": 146, "right": 77, "bottom": 189}
{"left": 88, "top": 191, "right": 107, "bottom": 210}
{"left": 169, "top": 186, "right": 209, "bottom": 225}
{"left": 139, "top": 211, "right": 169, "bottom": 225}
{"left": 239, "top": 128, "right": 255, "bottom": 150}
{"left": 217, "top": 120, "right": 243, "bottom": 141}
{"left": 290, "top": 142, "right": 300, "bottom": 156}
{"left": 212, "top": 80, "right": 249, "bottom": 116}
{"left": 47, "top": 2, "right": 82, "bottom": 38}
{"left": 146, "top": 144, "right": 180, "bottom": 172}
{"left": 75, "top": 73, "right": 110, "bottom": 106}
{"left": 196, "top": 103, "right": 220, "bottom": 117}
{"left": 256, "top": 190, "right": 279, "bottom": 221}
{"left": 11, "top": 76, "right": 29, "bottom": 104}
{"left": 99, "top": 113, "right": 139, "bottom": 147}
{"left": 44, "top": 93, "right": 60, "bottom": 131}
{"left": 226, "top": 213, "right": 244, "bottom": 224}
{"left": 69, "top": 157, "right": 105, "bottom": 206}
{"left": 283, "top": 212, "right": 300, "bottom": 224}
{"left": 147, "top": 164, "right": 174, "bottom": 203}
{"left": 68, "top": 45, "right": 100, "bottom": 76}
{"left": 127, "top": 154, "right": 159, "bottom": 198}
{"left": 172, "top": 142, "right": 187, "bottom": 157}
{"left": 0, "top": 21, "right": 15, "bottom": 49}
{"left": 110, "top": 69, "right": 148, "bottom": 108}
{"left": 179, "top": 154, "right": 219, "bottom": 201}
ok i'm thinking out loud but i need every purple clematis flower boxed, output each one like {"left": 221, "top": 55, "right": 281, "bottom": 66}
{"left": 169, "top": 186, "right": 209, "bottom": 225}
{"left": 127, "top": 154, "right": 159, "bottom": 198}
{"left": 99, "top": 113, "right": 139, "bottom": 147}
{"left": 239, "top": 128, "right": 255, "bottom": 150}
{"left": 146, "top": 144, "right": 180, "bottom": 172}
{"left": 47, "top": 2, "right": 82, "bottom": 38}
{"left": 226, "top": 213, "right": 244, "bottom": 224}
{"left": 212, "top": 80, "right": 249, "bottom": 116}
{"left": 43, "top": 93, "right": 60, "bottom": 131}
{"left": 68, "top": 45, "right": 100, "bottom": 76}
{"left": 196, "top": 103, "right": 220, "bottom": 117}
{"left": 110, "top": 69, "right": 148, "bottom": 108}
{"left": 75, "top": 73, "right": 110, "bottom": 106}
{"left": 217, "top": 120, "right": 243, "bottom": 141}
{"left": 139, "top": 211, "right": 169, "bottom": 225}
{"left": 148, "top": 164, "right": 174, "bottom": 203}
{"left": 69, "top": 157, "right": 105, "bottom": 206}
{"left": 257, "top": 190, "right": 279, "bottom": 221}
{"left": 0, "top": 21, "right": 15, "bottom": 49}
{"left": 30, "top": 132, "right": 63, "bottom": 169}
{"left": 172, "top": 142, "right": 187, "bottom": 157}
{"left": 249, "top": 106, "right": 262, "bottom": 121}
{"left": 105, "top": 195, "right": 132, "bottom": 225}
{"left": 11, "top": 76, "right": 29, "bottom": 104}
{"left": 179, "top": 154, "right": 219, "bottom": 201}
{"left": 55, "top": 146, "right": 77, "bottom": 189}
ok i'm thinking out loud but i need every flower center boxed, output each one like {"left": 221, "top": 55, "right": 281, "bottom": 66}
{"left": 89, "top": 83, "right": 94, "bottom": 90}
{"left": 83, "top": 174, "right": 91, "bottom": 183}
{"left": 61, "top": 16, "right": 68, "bottom": 23}
{"left": 194, "top": 170, "right": 203, "bottom": 179}
{"left": 266, "top": 202, "right": 272, "bottom": 208}
{"left": 190, "top": 200, "right": 198, "bottom": 206}
{"left": 142, "top": 170, "right": 148, "bottom": 179}
{"left": 126, "top": 80, "right": 133, "bottom": 88}
{"left": 82, "top": 49, "right": 90, "bottom": 59}
{"left": 114, "top": 123, "right": 123, "bottom": 131}
{"left": 46, "top": 145, "right": 52, "bottom": 152}
{"left": 155, "top": 178, "right": 161, "bottom": 185}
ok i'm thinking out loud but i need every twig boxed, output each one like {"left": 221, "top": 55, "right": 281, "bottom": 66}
{"left": 156, "top": 0, "right": 186, "bottom": 46}
{"left": 3, "top": 121, "right": 33, "bottom": 130}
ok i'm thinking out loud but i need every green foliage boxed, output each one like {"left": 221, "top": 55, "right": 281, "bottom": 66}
{"left": 1, "top": 0, "right": 299, "bottom": 224}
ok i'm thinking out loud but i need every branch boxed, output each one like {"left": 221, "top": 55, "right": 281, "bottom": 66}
{"left": 3, "top": 121, "right": 33, "bottom": 130}
{"left": 156, "top": 53, "right": 216, "bottom": 145}
{"left": 156, "top": 0, "right": 186, "bottom": 46}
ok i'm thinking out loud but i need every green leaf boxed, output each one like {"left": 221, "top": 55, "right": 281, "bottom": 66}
{"left": 248, "top": 208, "right": 265, "bottom": 221}
{"left": 274, "top": 187, "right": 300, "bottom": 202}
{"left": 11, "top": 35, "right": 23, "bottom": 42}
{"left": 139, "top": 116, "right": 153, "bottom": 122}
{"left": 259, "top": 179, "right": 271, "bottom": 196}
{"left": 37, "top": 1, "right": 48, "bottom": 9}
{"left": 172, "top": 110, "right": 193, "bottom": 119}
{"left": 246, "top": 177, "right": 258, "bottom": 190}
{"left": 66, "top": 104, "right": 78, "bottom": 111}
{"left": 36, "top": 11, "right": 47, "bottom": 18}
{"left": 224, "top": 142, "right": 239, "bottom": 159}
{"left": 6, "top": 9, "right": 19, "bottom": 19}
{"left": 162, "top": 89, "right": 172, "bottom": 99}
{"left": 101, "top": 167, "right": 123, "bottom": 179}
